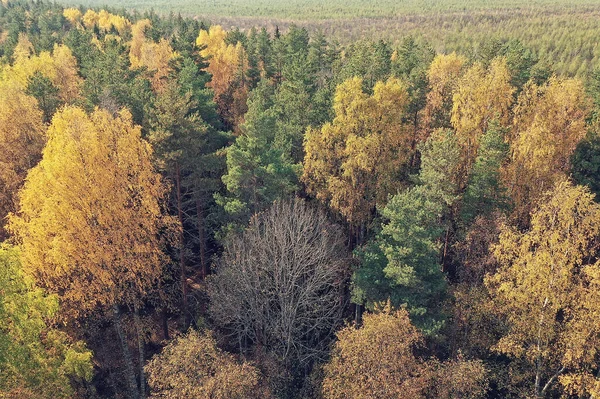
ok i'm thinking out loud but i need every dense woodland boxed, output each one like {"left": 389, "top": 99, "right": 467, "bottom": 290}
{"left": 3, "top": 1, "right": 600, "bottom": 398}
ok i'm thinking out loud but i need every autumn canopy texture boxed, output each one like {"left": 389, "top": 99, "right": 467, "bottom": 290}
{"left": 3, "top": 1, "right": 600, "bottom": 398}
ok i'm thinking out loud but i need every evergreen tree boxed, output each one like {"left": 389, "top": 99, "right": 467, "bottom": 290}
{"left": 353, "top": 130, "right": 460, "bottom": 333}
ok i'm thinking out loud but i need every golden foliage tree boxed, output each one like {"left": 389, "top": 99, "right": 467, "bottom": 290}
{"left": 422, "top": 52, "right": 466, "bottom": 136}
{"left": 10, "top": 106, "right": 175, "bottom": 398}
{"left": 129, "top": 19, "right": 176, "bottom": 92}
{"left": 62, "top": 8, "right": 82, "bottom": 26}
{"left": 0, "top": 80, "right": 45, "bottom": 240}
{"left": 503, "top": 77, "right": 590, "bottom": 223}
{"left": 10, "top": 106, "right": 172, "bottom": 318}
{"left": 196, "top": 25, "right": 248, "bottom": 130}
{"left": 322, "top": 306, "right": 428, "bottom": 399}
{"left": 486, "top": 181, "right": 600, "bottom": 398}
{"left": 302, "top": 77, "right": 412, "bottom": 226}
{"left": 2, "top": 38, "right": 82, "bottom": 103}
{"left": 322, "top": 305, "right": 488, "bottom": 399}
{"left": 145, "top": 330, "right": 271, "bottom": 399}
{"left": 451, "top": 58, "right": 514, "bottom": 181}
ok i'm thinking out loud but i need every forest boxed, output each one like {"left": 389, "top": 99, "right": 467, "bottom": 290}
{"left": 2, "top": 0, "right": 600, "bottom": 398}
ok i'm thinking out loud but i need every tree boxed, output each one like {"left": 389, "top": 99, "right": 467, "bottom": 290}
{"left": 451, "top": 57, "right": 514, "bottom": 184}
{"left": 10, "top": 107, "right": 175, "bottom": 399}
{"left": 422, "top": 52, "right": 466, "bottom": 135}
{"left": 391, "top": 37, "right": 435, "bottom": 150}
{"left": 25, "top": 71, "right": 61, "bottom": 123}
{"left": 129, "top": 19, "right": 177, "bottom": 92}
{"left": 3, "top": 39, "right": 82, "bottom": 103}
{"left": 302, "top": 77, "right": 412, "bottom": 227}
{"left": 322, "top": 304, "right": 488, "bottom": 399}
{"left": 196, "top": 25, "right": 248, "bottom": 131}
{"left": 461, "top": 120, "right": 509, "bottom": 225}
{"left": 149, "top": 80, "right": 227, "bottom": 326}
{"left": 322, "top": 306, "right": 428, "bottom": 399}
{"left": 352, "top": 130, "right": 459, "bottom": 332}
{"left": 486, "top": 180, "right": 600, "bottom": 398}
{"left": 0, "top": 244, "right": 93, "bottom": 399}
{"left": 145, "top": 330, "right": 271, "bottom": 399}
{"left": 571, "top": 131, "right": 600, "bottom": 199}
{"left": 217, "top": 80, "right": 298, "bottom": 229}
{"left": 208, "top": 199, "right": 349, "bottom": 373}
{"left": 0, "top": 81, "right": 45, "bottom": 240}
{"left": 504, "top": 77, "right": 590, "bottom": 223}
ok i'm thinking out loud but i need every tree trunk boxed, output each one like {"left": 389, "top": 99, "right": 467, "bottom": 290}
{"left": 113, "top": 305, "right": 139, "bottom": 399}
{"left": 175, "top": 164, "right": 188, "bottom": 328}
{"left": 134, "top": 305, "right": 146, "bottom": 399}
{"left": 196, "top": 198, "right": 207, "bottom": 278}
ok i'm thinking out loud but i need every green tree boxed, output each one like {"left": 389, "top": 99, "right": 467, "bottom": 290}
{"left": 0, "top": 244, "right": 93, "bottom": 399}
{"left": 352, "top": 130, "right": 459, "bottom": 333}
{"left": 217, "top": 80, "right": 298, "bottom": 230}
{"left": 25, "top": 71, "right": 61, "bottom": 123}
{"left": 461, "top": 120, "right": 509, "bottom": 225}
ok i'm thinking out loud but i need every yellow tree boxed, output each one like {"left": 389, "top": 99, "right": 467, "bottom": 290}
{"left": 322, "top": 306, "right": 428, "bottom": 399}
{"left": 82, "top": 9, "right": 99, "bottom": 29}
{"left": 0, "top": 80, "right": 45, "bottom": 240}
{"left": 10, "top": 106, "right": 175, "bottom": 399}
{"left": 2, "top": 40, "right": 82, "bottom": 103}
{"left": 486, "top": 181, "right": 600, "bottom": 398}
{"left": 303, "top": 77, "right": 412, "bottom": 227}
{"left": 422, "top": 52, "right": 467, "bottom": 136}
{"left": 503, "top": 77, "right": 590, "bottom": 223}
{"left": 62, "top": 8, "right": 82, "bottom": 26}
{"left": 451, "top": 58, "right": 514, "bottom": 183}
{"left": 145, "top": 330, "right": 272, "bottom": 399}
{"left": 322, "top": 304, "right": 487, "bottom": 399}
{"left": 129, "top": 19, "right": 176, "bottom": 92}
{"left": 196, "top": 25, "right": 248, "bottom": 130}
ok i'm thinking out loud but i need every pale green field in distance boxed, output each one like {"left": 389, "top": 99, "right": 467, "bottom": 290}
{"left": 55, "top": 0, "right": 600, "bottom": 19}
{"left": 54, "top": 0, "right": 600, "bottom": 76}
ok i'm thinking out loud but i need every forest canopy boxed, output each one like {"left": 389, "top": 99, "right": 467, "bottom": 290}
{"left": 2, "top": 0, "right": 600, "bottom": 398}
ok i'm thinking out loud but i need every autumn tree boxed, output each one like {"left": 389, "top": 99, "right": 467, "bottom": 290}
{"left": 129, "top": 19, "right": 177, "bottom": 92}
{"left": 196, "top": 25, "right": 248, "bottom": 131}
{"left": 0, "top": 81, "right": 45, "bottom": 240}
{"left": 145, "top": 330, "right": 271, "bottom": 399}
{"left": 322, "top": 305, "right": 487, "bottom": 399}
{"left": 422, "top": 52, "right": 466, "bottom": 136}
{"left": 353, "top": 129, "right": 459, "bottom": 332}
{"left": 322, "top": 306, "right": 428, "bottom": 399}
{"left": 451, "top": 57, "right": 513, "bottom": 183}
{"left": 208, "top": 199, "right": 349, "bottom": 383}
{"left": 504, "top": 77, "right": 590, "bottom": 223}
{"left": 3, "top": 35, "right": 82, "bottom": 103}
{"left": 486, "top": 180, "right": 600, "bottom": 398}
{"left": 10, "top": 107, "right": 174, "bottom": 399}
{"left": 303, "top": 77, "right": 412, "bottom": 228}
{"left": 0, "top": 244, "right": 93, "bottom": 399}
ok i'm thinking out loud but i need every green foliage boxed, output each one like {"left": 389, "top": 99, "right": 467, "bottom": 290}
{"left": 461, "top": 120, "right": 509, "bottom": 224}
{"left": 216, "top": 80, "right": 299, "bottom": 229}
{"left": 571, "top": 131, "right": 600, "bottom": 200}
{"left": 353, "top": 130, "right": 460, "bottom": 333}
{"left": 0, "top": 244, "right": 93, "bottom": 398}
{"left": 25, "top": 71, "right": 60, "bottom": 123}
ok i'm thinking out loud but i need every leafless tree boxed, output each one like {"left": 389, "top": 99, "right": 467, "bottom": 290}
{"left": 208, "top": 198, "right": 350, "bottom": 369}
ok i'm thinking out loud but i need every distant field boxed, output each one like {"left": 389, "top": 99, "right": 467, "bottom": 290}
{"left": 56, "top": 0, "right": 600, "bottom": 19}
{"left": 56, "top": 0, "right": 600, "bottom": 76}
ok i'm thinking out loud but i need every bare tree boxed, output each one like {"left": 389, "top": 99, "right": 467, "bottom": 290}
{"left": 208, "top": 198, "right": 350, "bottom": 369}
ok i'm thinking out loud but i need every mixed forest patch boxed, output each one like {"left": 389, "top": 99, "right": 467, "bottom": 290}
{"left": 2, "top": 0, "right": 600, "bottom": 398}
